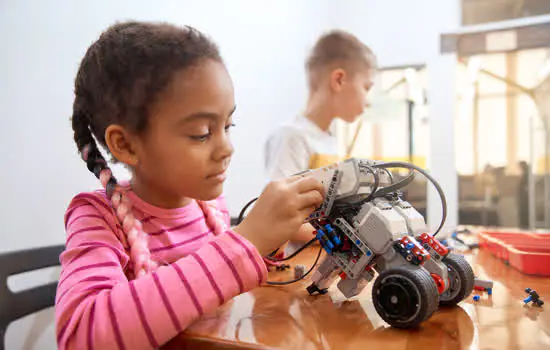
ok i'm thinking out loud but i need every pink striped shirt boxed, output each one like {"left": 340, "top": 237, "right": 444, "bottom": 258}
{"left": 55, "top": 188, "right": 268, "bottom": 350}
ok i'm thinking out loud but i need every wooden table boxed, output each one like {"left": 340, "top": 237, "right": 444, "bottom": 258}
{"left": 164, "top": 245, "right": 550, "bottom": 350}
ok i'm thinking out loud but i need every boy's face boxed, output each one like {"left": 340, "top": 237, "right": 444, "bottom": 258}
{"left": 332, "top": 67, "right": 374, "bottom": 123}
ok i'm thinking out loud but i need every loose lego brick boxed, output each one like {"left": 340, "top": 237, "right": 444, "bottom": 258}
{"left": 524, "top": 288, "right": 544, "bottom": 307}
{"left": 474, "top": 278, "right": 494, "bottom": 290}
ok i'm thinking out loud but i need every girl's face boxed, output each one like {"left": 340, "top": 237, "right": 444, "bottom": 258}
{"left": 132, "top": 59, "right": 235, "bottom": 205}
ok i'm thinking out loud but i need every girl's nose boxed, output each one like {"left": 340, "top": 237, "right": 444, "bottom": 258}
{"left": 214, "top": 133, "right": 234, "bottom": 161}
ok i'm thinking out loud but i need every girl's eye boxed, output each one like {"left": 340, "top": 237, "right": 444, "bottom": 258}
{"left": 190, "top": 133, "right": 211, "bottom": 142}
{"left": 225, "top": 123, "right": 236, "bottom": 133}
{"left": 190, "top": 124, "right": 235, "bottom": 142}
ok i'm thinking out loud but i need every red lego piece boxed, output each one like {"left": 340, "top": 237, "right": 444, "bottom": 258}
{"left": 431, "top": 273, "right": 445, "bottom": 294}
{"left": 418, "top": 232, "right": 449, "bottom": 257}
{"left": 341, "top": 239, "right": 352, "bottom": 251}
{"left": 399, "top": 236, "right": 430, "bottom": 262}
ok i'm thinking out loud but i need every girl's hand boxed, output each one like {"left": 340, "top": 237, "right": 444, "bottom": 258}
{"left": 234, "top": 176, "right": 324, "bottom": 256}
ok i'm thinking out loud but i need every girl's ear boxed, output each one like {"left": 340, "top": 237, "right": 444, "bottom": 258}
{"left": 104, "top": 125, "right": 139, "bottom": 166}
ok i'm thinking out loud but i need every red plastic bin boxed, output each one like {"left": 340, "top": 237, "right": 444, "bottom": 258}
{"left": 478, "top": 230, "right": 550, "bottom": 276}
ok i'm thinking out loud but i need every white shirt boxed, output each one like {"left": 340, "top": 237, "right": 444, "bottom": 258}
{"left": 264, "top": 115, "right": 339, "bottom": 181}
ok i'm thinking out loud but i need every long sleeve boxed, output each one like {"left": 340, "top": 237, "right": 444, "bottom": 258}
{"left": 55, "top": 197, "right": 267, "bottom": 350}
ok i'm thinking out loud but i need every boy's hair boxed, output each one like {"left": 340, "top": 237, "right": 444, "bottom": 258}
{"left": 71, "top": 21, "right": 226, "bottom": 278}
{"left": 305, "top": 29, "right": 376, "bottom": 88}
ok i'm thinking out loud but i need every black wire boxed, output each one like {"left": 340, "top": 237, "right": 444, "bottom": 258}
{"left": 237, "top": 197, "right": 258, "bottom": 225}
{"left": 236, "top": 196, "right": 281, "bottom": 258}
{"left": 353, "top": 163, "right": 379, "bottom": 206}
{"left": 358, "top": 163, "right": 379, "bottom": 203}
{"left": 265, "top": 237, "right": 318, "bottom": 262}
{"left": 267, "top": 248, "right": 280, "bottom": 257}
{"left": 371, "top": 171, "right": 415, "bottom": 198}
{"left": 266, "top": 246, "right": 323, "bottom": 285}
{"left": 237, "top": 195, "right": 316, "bottom": 259}
{"left": 372, "top": 161, "right": 447, "bottom": 237}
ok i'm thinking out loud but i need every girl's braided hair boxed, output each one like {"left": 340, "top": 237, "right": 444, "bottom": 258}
{"left": 72, "top": 21, "right": 227, "bottom": 278}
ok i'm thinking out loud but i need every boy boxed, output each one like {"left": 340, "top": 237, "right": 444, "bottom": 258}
{"left": 265, "top": 29, "right": 376, "bottom": 181}
{"left": 264, "top": 30, "right": 376, "bottom": 242}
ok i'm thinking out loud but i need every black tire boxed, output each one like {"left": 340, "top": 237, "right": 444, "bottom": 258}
{"left": 372, "top": 265, "right": 439, "bottom": 329}
{"left": 439, "top": 253, "right": 475, "bottom": 307}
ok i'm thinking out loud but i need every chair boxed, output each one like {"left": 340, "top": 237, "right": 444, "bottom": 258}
{"left": 0, "top": 245, "right": 65, "bottom": 350}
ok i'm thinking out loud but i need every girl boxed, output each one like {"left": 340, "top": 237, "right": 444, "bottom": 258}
{"left": 56, "top": 21, "right": 324, "bottom": 350}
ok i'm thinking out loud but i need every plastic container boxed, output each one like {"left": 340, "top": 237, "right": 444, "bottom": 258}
{"left": 478, "top": 230, "right": 550, "bottom": 276}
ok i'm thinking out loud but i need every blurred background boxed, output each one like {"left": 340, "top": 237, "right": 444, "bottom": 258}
{"left": 1, "top": 0, "right": 549, "bottom": 349}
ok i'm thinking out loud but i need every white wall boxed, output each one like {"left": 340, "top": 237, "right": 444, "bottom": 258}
{"left": 0, "top": 0, "right": 332, "bottom": 252}
{"left": 0, "top": 1, "right": 331, "bottom": 349}
{"left": 330, "top": 0, "right": 461, "bottom": 232}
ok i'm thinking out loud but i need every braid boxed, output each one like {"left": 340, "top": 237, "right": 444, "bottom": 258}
{"left": 71, "top": 105, "right": 227, "bottom": 277}
{"left": 69, "top": 21, "right": 225, "bottom": 278}
{"left": 72, "top": 105, "right": 157, "bottom": 278}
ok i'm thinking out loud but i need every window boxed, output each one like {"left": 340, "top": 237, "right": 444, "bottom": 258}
{"left": 337, "top": 67, "right": 429, "bottom": 169}
{"left": 462, "top": 0, "right": 550, "bottom": 26}
{"left": 455, "top": 48, "right": 550, "bottom": 228}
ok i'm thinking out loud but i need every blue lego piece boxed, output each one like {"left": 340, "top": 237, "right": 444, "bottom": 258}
{"left": 316, "top": 229, "right": 334, "bottom": 250}
{"left": 487, "top": 288, "right": 492, "bottom": 295}
{"left": 366, "top": 251, "right": 372, "bottom": 256}
{"left": 524, "top": 295, "right": 533, "bottom": 304}
{"left": 473, "top": 295, "right": 480, "bottom": 302}
{"left": 324, "top": 224, "right": 340, "bottom": 245}
{"left": 406, "top": 243, "right": 414, "bottom": 249}
{"left": 319, "top": 226, "right": 340, "bottom": 247}
{"left": 356, "top": 239, "right": 361, "bottom": 245}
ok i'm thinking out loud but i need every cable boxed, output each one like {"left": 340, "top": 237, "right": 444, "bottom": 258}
{"left": 267, "top": 248, "right": 280, "bottom": 257}
{"left": 237, "top": 159, "right": 445, "bottom": 288}
{"left": 237, "top": 195, "right": 317, "bottom": 260}
{"left": 237, "top": 197, "right": 284, "bottom": 258}
{"left": 237, "top": 197, "right": 258, "bottom": 225}
{"left": 266, "top": 246, "right": 323, "bottom": 285}
{"left": 380, "top": 167, "right": 394, "bottom": 184}
{"left": 353, "top": 162, "right": 380, "bottom": 206}
{"left": 382, "top": 168, "right": 394, "bottom": 183}
{"left": 358, "top": 162, "right": 379, "bottom": 203}
{"left": 371, "top": 171, "right": 415, "bottom": 198}
{"left": 265, "top": 237, "right": 318, "bottom": 262}
{"left": 372, "top": 161, "right": 447, "bottom": 237}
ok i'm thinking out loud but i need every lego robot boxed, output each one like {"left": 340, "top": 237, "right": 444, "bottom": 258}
{"left": 296, "top": 158, "right": 475, "bottom": 328}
